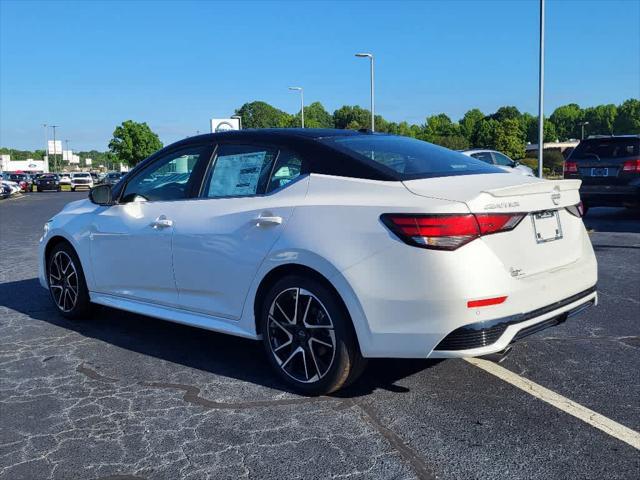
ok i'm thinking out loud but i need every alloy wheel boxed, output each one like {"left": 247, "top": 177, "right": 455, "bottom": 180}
{"left": 49, "top": 251, "right": 79, "bottom": 312}
{"left": 267, "top": 287, "right": 336, "bottom": 384}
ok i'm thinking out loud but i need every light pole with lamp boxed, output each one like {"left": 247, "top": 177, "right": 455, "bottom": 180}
{"left": 579, "top": 121, "right": 589, "bottom": 140}
{"left": 288, "top": 87, "right": 304, "bottom": 128}
{"left": 50, "top": 125, "right": 60, "bottom": 173}
{"left": 537, "top": 0, "right": 545, "bottom": 178}
{"left": 355, "top": 52, "right": 375, "bottom": 131}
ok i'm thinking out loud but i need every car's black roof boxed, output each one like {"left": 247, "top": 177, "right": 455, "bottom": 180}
{"left": 135, "top": 128, "right": 396, "bottom": 182}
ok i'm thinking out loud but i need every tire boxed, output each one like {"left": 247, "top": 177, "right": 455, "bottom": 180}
{"left": 260, "top": 275, "right": 365, "bottom": 395}
{"left": 37, "top": 188, "right": 42, "bottom": 192}
{"left": 57, "top": 187, "right": 61, "bottom": 192}
{"left": 71, "top": 187, "right": 75, "bottom": 192}
{"left": 46, "top": 242, "right": 91, "bottom": 319}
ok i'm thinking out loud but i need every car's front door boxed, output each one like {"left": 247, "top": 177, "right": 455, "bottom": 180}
{"left": 89, "top": 145, "right": 210, "bottom": 306}
{"left": 171, "top": 144, "right": 307, "bottom": 319}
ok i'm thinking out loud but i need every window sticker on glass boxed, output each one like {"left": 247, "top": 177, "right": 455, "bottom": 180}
{"left": 207, "top": 150, "right": 275, "bottom": 198}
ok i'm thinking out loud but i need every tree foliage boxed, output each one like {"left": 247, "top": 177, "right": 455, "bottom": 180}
{"left": 108, "top": 120, "right": 163, "bottom": 167}
{"left": 613, "top": 99, "right": 640, "bottom": 134}
{"left": 235, "top": 101, "right": 292, "bottom": 129}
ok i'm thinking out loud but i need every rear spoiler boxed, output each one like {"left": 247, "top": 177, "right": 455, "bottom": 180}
{"left": 482, "top": 179, "right": 581, "bottom": 198}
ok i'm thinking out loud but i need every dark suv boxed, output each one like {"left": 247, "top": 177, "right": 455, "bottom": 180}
{"left": 564, "top": 135, "right": 640, "bottom": 211}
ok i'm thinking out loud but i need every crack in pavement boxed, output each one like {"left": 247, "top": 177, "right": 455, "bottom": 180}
{"left": 76, "top": 363, "right": 119, "bottom": 383}
{"left": 342, "top": 399, "right": 437, "bottom": 480}
{"left": 140, "top": 381, "right": 336, "bottom": 410}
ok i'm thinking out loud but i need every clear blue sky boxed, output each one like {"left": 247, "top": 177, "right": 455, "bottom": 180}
{"left": 1, "top": 0, "right": 638, "bottom": 151}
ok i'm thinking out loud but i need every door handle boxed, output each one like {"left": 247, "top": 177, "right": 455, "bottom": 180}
{"left": 254, "top": 215, "right": 283, "bottom": 226}
{"left": 151, "top": 216, "right": 173, "bottom": 229}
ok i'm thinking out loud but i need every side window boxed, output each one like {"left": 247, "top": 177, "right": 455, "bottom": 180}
{"left": 493, "top": 152, "right": 515, "bottom": 167}
{"left": 471, "top": 152, "right": 494, "bottom": 164}
{"left": 204, "top": 144, "right": 277, "bottom": 198}
{"left": 267, "top": 150, "right": 303, "bottom": 193}
{"left": 121, "top": 147, "right": 204, "bottom": 202}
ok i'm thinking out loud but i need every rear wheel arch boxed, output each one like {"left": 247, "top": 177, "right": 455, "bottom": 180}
{"left": 253, "top": 264, "right": 357, "bottom": 341}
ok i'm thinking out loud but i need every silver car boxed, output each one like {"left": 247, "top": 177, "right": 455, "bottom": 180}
{"left": 461, "top": 149, "right": 535, "bottom": 177}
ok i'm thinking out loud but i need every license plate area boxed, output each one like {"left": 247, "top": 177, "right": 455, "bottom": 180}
{"left": 590, "top": 167, "right": 609, "bottom": 177}
{"left": 531, "top": 210, "right": 563, "bottom": 243}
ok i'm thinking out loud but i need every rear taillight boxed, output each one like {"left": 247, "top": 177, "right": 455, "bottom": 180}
{"left": 564, "top": 161, "right": 578, "bottom": 174}
{"left": 622, "top": 159, "right": 640, "bottom": 172}
{"left": 381, "top": 213, "right": 525, "bottom": 250}
{"left": 565, "top": 201, "right": 585, "bottom": 218}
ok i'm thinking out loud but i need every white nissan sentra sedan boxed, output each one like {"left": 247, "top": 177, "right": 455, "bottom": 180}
{"left": 39, "top": 129, "right": 597, "bottom": 394}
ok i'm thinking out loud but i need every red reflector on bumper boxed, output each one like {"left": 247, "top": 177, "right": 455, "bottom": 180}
{"left": 467, "top": 296, "right": 508, "bottom": 308}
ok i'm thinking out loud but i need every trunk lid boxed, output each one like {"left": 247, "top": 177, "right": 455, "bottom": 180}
{"left": 403, "top": 173, "right": 586, "bottom": 278}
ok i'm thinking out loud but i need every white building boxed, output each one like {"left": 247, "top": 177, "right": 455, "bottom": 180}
{"left": 0, "top": 154, "right": 49, "bottom": 173}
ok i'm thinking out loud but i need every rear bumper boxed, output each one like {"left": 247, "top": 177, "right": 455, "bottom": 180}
{"left": 431, "top": 286, "right": 596, "bottom": 357}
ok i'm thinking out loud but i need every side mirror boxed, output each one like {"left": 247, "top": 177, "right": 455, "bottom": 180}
{"left": 89, "top": 184, "right": 114, "bottom": 206}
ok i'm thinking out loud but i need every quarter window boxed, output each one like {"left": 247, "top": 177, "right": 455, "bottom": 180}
{"left": 204, "top": 145, "right": 277, "bottom": 198}
{"left": 121, "top": 147, "right": 204, "bottom": 202}
{"left": 267, "top": 151, "right": 303, "bottom": 193}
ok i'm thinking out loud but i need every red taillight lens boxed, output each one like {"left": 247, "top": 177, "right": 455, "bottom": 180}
{"left": 381, "top": 213, "right": 525, "bottom": 250}
{"left": 622, "top": 159, "right": 640, "bottom": 172}
{"left": 467, "top": 296, "right": 508, "bottom": 308}
{"left": 475, "top": 213, "right": 526, "bottom": 235}
{"left": 564, "top": 161, "right": 578, "bottom": 174}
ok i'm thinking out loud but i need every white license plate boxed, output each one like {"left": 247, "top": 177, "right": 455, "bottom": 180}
{"left": 532, "top": 210, "right": 563, "bottom": 243}
{"left": 590, "top": 167, "right": 608, "bottom": 177}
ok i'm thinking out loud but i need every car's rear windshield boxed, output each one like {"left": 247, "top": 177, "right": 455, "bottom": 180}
{"left": 571, "top": 137, "right": 640, "bottom": 160}
{"left": 73, "top": 173, "right": 91, "bottom": 177}
{"left": 108, "top": 173, "right": 121, "bottom": 178}
{"left": 320, "top": 135, "right": 503, "bottom": 179}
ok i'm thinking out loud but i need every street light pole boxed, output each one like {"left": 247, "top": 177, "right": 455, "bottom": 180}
{"left": 355, "top": 53, "right": 375, "bottom": 132}
{"left": 51, "top": 125, "right": 59, "bottom": 172}
{"left": 42, "top": 124, "right": 48, "bottom": 170}
{"left": 288, "top": 87, "right": 304, "bottom": 128}
{"left": 537, "top": 0, "right": 545, "bottom": 178}
{"left": 579, "top": 121, "right": 589, "bottom": 140}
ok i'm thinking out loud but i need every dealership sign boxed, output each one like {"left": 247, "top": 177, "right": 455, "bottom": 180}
{"left": 210, "top": 118, "right": 241, "bottom": 133}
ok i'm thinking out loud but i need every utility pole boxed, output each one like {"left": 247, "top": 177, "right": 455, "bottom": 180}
{"left": 42, "top": 124, "right": 48, "bottom": 171}
{"left": 537, "top": 0, "right": 545, "bottom": 178}
{"left": 288, "top": 87, "right": 304, "bottom": 128}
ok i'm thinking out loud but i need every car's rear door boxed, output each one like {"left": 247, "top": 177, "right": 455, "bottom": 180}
{"left": 171, "top": 143, "right": 308, "bottom": 319}
{"left": 89, "top": 144, "right": 211, "bottom": 306}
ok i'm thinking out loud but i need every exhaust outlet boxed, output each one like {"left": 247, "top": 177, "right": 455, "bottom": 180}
{"left": 479, "top": 345, "right": 512, "bottom": 363}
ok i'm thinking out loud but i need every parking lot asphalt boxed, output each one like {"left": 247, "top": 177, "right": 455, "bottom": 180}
{"left": 1, "top": 192, "right": 638, "bottom": 480}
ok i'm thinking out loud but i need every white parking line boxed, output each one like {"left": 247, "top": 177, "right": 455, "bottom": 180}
{"left": 465, "top": 358, "right": 640, "bottom": 450}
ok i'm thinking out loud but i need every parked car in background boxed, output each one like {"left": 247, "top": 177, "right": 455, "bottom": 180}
{"left": 461, "top": 149, "right": 535, "bottom": 177}
{"left": 39, "top": 129, "right": 597, "bottom": 394}
{"left": 5, "top": 173, "right": 32, "bottom": 192}
{"left": 90, "top": 172, "right": 99, "bottom": 183}
{"left": 1, "top": 180, "right": 21, "bottom": 198}
{"left": 70, "top": 172, "right": 94, "bottom": 191}
{"left": 564, "top": 135, "right": 640, "bottom": 213}
{"left": 35, "top": 174, "right": 61, "bottom": 192}
{"left": 102, "top": 171, "right": 123, "bottom": 185}
{"left": 58, "top": 174, "right": 71, "bottom": 186}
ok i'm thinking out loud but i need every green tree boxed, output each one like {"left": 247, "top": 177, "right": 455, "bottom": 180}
{"left": 298, "top": 101, "right": 334, "bottom": 128}
{"left": 108, "top": 120, "right": 163, "bottom": 167}
{"left": 235, "top": 101, "right": 292, "bottom": 129}
{"left": 494, "top": 118, "right": 526, "bottom": 159}
{"left": 491, "top": 106, "right": 522, "bottom": 122}
{"left": 613, "top": 98, "right": 640, "bottom": 134}
{"left": 550, "top": 103, "right": 583, "bottom": 140}
{"left": 333, "top": 105, "right": 372, "bottom": 130}
{"left": 584, "top": 104, "right": 617, "bottom": 136}
{"left": 525, "top": 116, "right": 557, "bottom": 143}
{"left": 459, "top": 109, "right": 484, "bottom": 146}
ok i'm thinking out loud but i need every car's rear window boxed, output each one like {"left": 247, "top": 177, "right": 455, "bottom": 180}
{"left": 571, "top": 137, "right": 639, "bottom": 160}
{"left": 320, "top": 135, "right": 503, "bottom": 179}
{"left": 73, "top": 173, "right": 91, "bottom": 177}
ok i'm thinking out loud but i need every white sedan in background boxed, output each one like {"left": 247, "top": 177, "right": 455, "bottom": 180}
{"left": 39, "top": 130, "right": 596, "bottom": 394}
{"left": 461, "top": 149, "right": 535, "bottom": 176}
